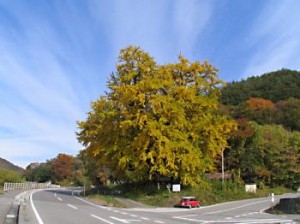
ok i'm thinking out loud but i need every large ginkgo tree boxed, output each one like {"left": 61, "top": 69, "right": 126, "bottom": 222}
{"left": 77, "top": 46, "right": 236, "bottom": 186}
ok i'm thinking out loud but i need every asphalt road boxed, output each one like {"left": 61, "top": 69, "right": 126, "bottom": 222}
{"left": 0, "top": 191, "right": 16, "bottom": 223}
{"left": 0, "top": 190, "right": 25, "bottom": 223}
{"left": 20, "top": 189, "right": 299, "bottom": 224}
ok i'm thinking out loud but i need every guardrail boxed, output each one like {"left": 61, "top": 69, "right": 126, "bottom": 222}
{"left": 3, "top": 182, "right": 60, "bottom": 192}
{"left": 3, "top": 183, "right": 61, "bottom": 224}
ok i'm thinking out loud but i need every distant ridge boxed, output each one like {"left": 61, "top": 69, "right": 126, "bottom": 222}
{"left": 220, "top": 69, "right": 300, "bottom": 105}
{"left": 0, "top": 157, "right": 24, "bottom": 173}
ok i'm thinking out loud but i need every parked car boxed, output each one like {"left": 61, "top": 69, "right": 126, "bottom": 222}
{"left": 179, "top": 196, "right": 201, "bottom": 208}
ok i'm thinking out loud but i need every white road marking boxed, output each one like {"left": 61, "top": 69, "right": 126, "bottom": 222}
{"left": 231, "top": 212, "right": 260, "bottom": 219}
{"left": 30, "top": 190, "right": 45, "bottom": 224}
{"left": 130, "top": 214, "right": 138, "bottom": 217}
{"left": 141, "top": 217, "right": 150, "bottom": 220}
{"left": 225, "top": 211, "right": 270, "bottom": 222}
{"left": 67, "top": 204, "right": 78, "bottom": 210}
{"left": 121, "top": 212, "right": 128, "bottom": 215}
{"left": 6, "top": 214, "right": 15, "bottom": 218}
{"left": 173, "top": 216, "right": 204, "bottom": 222}
{"left": 154, "top": 221, "right": 165, "bottom": 223}
{"left": 229, "top": 219, "right": 294, "bottom": 223}
{"left": 73, "top": 195, "right": 106, "bottom": 209}
{"left": 57, "top": 197, "right": 62, "bottom": 201}
{"left": 126, "top": 207, "right": 187, "bottom": 212}
{"left": 110, "top": 216, "right": 130, "bottom": 223}
{"left": 91, "top": 214, "right": 115, "bottom": 224}
{"left": 174, "top": 216, "right": 294, "bottom": 224}
{"left": 203, "top": 200, "right": 269, "bottom": 215}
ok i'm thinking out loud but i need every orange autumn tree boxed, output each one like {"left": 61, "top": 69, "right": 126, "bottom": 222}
{"left": 238, "top": 98, "right": 275, "bottom": 124}
{"left": 51, "top": 153, "right": 75, "bottom": 182}
{"left": 246, "top": 97, "right": 275, "bottom": 110}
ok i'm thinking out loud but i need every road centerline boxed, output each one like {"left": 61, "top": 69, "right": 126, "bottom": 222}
{"left": 67, "top": 204, "right": 78, "bottom": 210}
{"left": 110, "top": 216, "right": 130, "bottom": 223}
{"left": 91, "top": 214, "right": 115, "bottom": 224}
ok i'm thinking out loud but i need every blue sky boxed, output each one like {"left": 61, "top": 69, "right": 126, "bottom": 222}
{"left": 1, "top": 0, "right": 300, "bottom": 168}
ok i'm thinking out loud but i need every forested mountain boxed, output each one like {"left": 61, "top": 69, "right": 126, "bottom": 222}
{"left": 220, "top": 69, "right": 300, "bottom": 105}
{"left": 218, "top": 69, "right": 300, "bottom": 189}
{"left": 219, "top": 69, "right": 300, "bottom": 132}
{"left": 0, "top": 157, "right": 24, "bottom": 173}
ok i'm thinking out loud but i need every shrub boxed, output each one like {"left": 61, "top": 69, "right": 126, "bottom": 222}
{"left": 0, "top": 170, "right": 23, "bottom": 185}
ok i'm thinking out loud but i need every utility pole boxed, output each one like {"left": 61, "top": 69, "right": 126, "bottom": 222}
{"left": 222, "top": 148, "right": 225, "bottom": 188}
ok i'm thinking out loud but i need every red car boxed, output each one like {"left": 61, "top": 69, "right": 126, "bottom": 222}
{"left": 179, "top": 196, "right": 201, "bottom": 208}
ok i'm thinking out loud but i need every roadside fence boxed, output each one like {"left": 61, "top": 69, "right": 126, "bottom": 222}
{"left": 3, "top": 182, "right": 60, "bottom": 192}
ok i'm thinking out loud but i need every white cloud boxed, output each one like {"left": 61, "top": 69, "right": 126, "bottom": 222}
{"left": 242, "top": 0, "right": 300, "bottom": 78}
{"left": 172, "top": 0, "right": 213, "bottom": 57}
{"left": 0, "top": 4, "right": 86, "bottom": 167}
{"left": 88, "top": 0, "right": 214, "bottom": 63}
{"left": 6, "top": 0, "right": 300, "bottom": 168}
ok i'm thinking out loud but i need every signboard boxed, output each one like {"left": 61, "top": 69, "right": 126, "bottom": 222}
{"left": 245, "top": 184, "right": 257, "bottom": 193}
{"left": 172, "top": 184, "right": 181, "bottom": 192}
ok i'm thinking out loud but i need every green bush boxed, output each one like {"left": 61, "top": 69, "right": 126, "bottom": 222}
{"left": 0, "top": 170, "right": 23, "bottom": 185}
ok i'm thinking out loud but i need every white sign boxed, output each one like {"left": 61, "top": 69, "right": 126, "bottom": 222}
{"left": 172, "top": 184, "right": 181, "bottom": 192}
{"left": 245, "top": 184, "right": 257, "bottom": 193}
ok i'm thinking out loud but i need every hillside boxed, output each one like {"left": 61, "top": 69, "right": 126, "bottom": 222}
{"left": 0, "top": 157, "right": 24, "bottom": 173}
{"left": 220, "top": 69, "right": 300, "bottom": 105}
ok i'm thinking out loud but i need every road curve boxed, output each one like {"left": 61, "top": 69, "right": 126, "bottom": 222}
{"left": 19, "top": 189, "right": 299, "bottom": 224}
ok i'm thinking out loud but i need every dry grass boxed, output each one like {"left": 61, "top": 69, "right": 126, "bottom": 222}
{"left": 87, "top": 194, "right": 127, "bottom": 208}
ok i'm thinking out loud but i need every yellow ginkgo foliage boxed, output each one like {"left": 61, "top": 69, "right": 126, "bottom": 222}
{"left": 77, "top": 46, "right": 236, "bottom": 186}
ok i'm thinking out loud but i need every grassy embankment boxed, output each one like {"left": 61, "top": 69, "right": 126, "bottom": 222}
{"left": 87, "top": 194, "right": 126, "bottom": 207}
{"left": 86, "top": 180, "right": 293, "bottom": 208}
{"left": 0, "top": 169, "right": 24, "bottom": 194}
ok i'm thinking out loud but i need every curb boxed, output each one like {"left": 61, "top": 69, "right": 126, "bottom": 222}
{"left": 17, "top": 190, "right": 38, "bottom": 224}
{"left": 4, "top": 202, "right": 20, "bottom": 224}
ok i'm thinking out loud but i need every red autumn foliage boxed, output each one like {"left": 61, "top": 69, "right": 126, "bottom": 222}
{"left": 246, "top": 98, "right": 275, "bottom": 111}
{"left": 51, "top": 153, "right": 75, "bottom": 181}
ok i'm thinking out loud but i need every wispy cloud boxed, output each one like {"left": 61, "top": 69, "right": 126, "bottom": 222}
{"left": 1, "top": 0, "right": 299, "bottom": 168}
{"left": 0, "top": 3, "right": 89, "bottom": 167}
{"left": 88, "top": 0, "right": 214, "bottom": 63}
{"left": 242, "top": 0, "right": 300, "bottom": 78}
{"left": 172, "top": 0, "right": 213, "bottom": 58}
{"left": 0, "top": 0, "right": 215, "bottom": 167}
